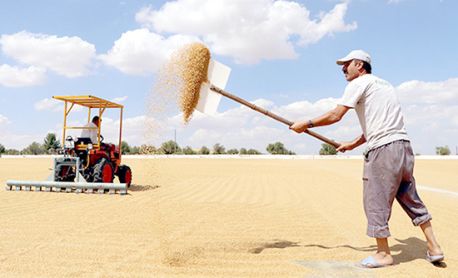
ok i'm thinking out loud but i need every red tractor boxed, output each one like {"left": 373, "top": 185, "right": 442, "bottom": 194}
{"left": 53, "top": 95, "right": 132, "bottom": 188}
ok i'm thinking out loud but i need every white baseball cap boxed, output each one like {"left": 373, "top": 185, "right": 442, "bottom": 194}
{"left": 336, "top": 50, "right": 371, "bottom": 65}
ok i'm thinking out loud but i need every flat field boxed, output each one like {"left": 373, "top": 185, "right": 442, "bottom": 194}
{"left": 0, "top": 157, "right": 456, "bottom": 277}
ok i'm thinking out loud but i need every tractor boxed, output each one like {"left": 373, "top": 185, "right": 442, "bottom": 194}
{"left": 53, "top": 95, "right": 132, "bottom": 188}
{"left": 6, "top": 95, "right": 131, "bottom": 194}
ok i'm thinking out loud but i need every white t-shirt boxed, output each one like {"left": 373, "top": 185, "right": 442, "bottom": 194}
{"left": 80, "top": 122, "right": 98, "bottom": 144}
{"left": 338, "top": 74, "right": 409, "bottom": 152}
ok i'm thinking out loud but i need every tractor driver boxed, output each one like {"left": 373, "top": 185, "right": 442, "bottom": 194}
{"left": 81, "top": 116, "right": 101, "bottom": 144}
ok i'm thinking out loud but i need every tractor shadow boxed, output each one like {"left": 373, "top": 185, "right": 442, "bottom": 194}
{"left": 129, "top": 184, "right": 160, "bottom": 192}
{"left": 248, "top": 237, "right": 447, "bottom": 268}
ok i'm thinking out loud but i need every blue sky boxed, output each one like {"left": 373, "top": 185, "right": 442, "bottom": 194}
{"left": 1, "top": 0, "right": 457, "bottom": 154}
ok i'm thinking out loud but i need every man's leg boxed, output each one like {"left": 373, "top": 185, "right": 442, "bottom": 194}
{"left": 420, "top": 221, "right": 443, "bottom": 256}
{"left": 360, "top": 238, "right": 394, "bottom": 267}
{"left": 373, "top": 238, "right": 394, "bottom": 265}
{"left": 361, "top": 143, "right": 401, "bottom": 267}
{"left": 396, "top": 142, "right": 443, "bottom": 259}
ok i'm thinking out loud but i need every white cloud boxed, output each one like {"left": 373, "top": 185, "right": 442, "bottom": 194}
{"left": 275, "top": 97, "right": 338, "bottom": 121}
{"left": 0, "top": 114, "right": 10, "bottom": 125}
{"left": 397, "top": 78, "right": 458, "bottom": 105}
{"left": 112, "top": 96, "right": 128, "bottom": 103}
{"left": 99, "top": 28, "right": 199, "bottom": 75}
{"left": 34, "top": 98, "right": 63, "bottom": 111}
{"left": 136, "top": 0, "right": 356, "bottom": 64}
{"left": 0, "top": 132, "right": 44, "bottom": 150}
{"left": 0, "top": 31, "right": 96, "bottom": 77}
{"left": 0, "top": 64, "right": 46, "bottom": 87}
{"left": 396, "top": 78, "right": 458, "bottom": 130}
{"left": 34, "top": 97, "right": 86, "bottom": 113}
{"left": 396, "top": 78, "right": 458, "bottom": 154}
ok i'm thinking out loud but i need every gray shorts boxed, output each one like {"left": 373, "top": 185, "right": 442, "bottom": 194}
{"left": 363, "top": 140, "right": 432, "bottom": 238}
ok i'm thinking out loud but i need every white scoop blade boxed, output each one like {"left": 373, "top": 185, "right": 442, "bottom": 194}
{"left": 196, "top": 60, "right": 231, "bottom": 114}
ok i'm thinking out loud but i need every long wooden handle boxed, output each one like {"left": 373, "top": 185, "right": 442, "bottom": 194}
{"left": 209, "top": 85, "right": 340, "bottom": 148}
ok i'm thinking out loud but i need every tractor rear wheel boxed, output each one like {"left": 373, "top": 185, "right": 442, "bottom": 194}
{"left": 117, "top": 165, "right": 132, "bottom": 187}
{"left": 93, "top": 158, "right": 114, "bottom": 183}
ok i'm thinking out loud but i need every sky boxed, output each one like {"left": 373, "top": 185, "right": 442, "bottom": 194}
{"left": 0, "top": 0, "right": 457, "bottom": 155}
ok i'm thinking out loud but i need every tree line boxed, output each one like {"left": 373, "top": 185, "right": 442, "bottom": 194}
{"left": 0, "top": 133, "right": 454, "bottom": 156}
{"left": 124, "top": 141, "right": 296, "bottom": 155}
{"left": 0, "top": 133, "right": 295, "bottom": 155}
{"left": 0, "top": 133, "right": 61, "bottom": 155}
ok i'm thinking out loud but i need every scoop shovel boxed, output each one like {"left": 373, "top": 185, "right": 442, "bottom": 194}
{"left": 195, "top": 59, "right": 340, "bottom": 148}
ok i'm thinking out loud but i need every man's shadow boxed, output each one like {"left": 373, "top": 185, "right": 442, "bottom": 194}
{"left": 249, "top": 237, "right": 446, "bottom": 268}
{"left": 391, "top": 237, "right": 446, "bottom": 268}
{"left": 248, "top": 239, "right": 376, "bottom": 254}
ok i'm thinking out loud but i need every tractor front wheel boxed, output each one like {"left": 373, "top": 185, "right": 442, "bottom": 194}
{"left": 55, "top": 165, "right": 75, "bottom": 182}
{"left": 117, "top": 165, "right": 132, "bottom": 187}
{"left": 93, "top": 158, "right": 114, "bottom": 183}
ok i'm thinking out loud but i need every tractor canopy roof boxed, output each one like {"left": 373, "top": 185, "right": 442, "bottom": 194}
{"left": 52, "top": 95, "right": 123, "bottom": 109}
{"left": 52, "top": 95, "right": 125, "bottom": 151}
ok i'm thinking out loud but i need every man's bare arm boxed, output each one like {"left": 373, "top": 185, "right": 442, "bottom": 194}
{"left": 290, "top": 105, "right": 350, "bottom": 133}
{"left": 336, "top": 134, "right": 366, "bottom": 152}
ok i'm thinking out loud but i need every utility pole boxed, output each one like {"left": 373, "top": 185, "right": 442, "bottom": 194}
{"left": 174, "top": 129, "right": 177, "bottom": 153}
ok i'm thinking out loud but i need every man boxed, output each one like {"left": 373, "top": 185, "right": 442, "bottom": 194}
{"left": 290, "top": 50, "right": 443, "bottom": 268}
{"left": 81, "top": 116, "right": 100, "bottom": 144}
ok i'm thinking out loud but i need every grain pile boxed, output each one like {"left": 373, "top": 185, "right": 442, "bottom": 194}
{"left": 151, "top": 42, "right": 211, "bottom": 124}
{"left": 177, "top": 43, "right": 210, "bottom": 123}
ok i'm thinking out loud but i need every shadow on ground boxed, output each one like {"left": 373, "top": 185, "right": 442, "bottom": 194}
{"left": 391, "top": 237, "right": 447, "bottom": 268}
{"left": 249, "top": 237, "right": 446, "bottom": 268}
{"left": 129, "top": 184, "right": 160, "bottom": 192}
{"left": 248, "top": 239, "right": 376, "bottom": 254}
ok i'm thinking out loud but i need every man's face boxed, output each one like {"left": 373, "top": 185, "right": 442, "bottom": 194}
{"left": 342, "top": 59, "right": 363, "bottom": 82}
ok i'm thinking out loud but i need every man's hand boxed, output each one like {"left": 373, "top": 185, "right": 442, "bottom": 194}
{"left": 336, "top": 141, "right": 355, "bottom": 153}
{"left": 289, "top": 121, "right": 309, "bottom": 133}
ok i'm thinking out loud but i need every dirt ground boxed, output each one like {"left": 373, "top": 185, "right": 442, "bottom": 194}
{"left": 0, "top": 157, "right": 456, "bottom": 277}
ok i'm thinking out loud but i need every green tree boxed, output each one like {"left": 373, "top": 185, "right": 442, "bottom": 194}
{"left": 247, "top": 149, "right": 261, "bottom": 155}
{"left": 140, "top": 144, "right": 156, "bottom": 155}
{"left": 43, "top": 133, "right": 61, "bottom": 153}
{"left": 0, "top": 143, "right": 5, "bottom": 154}
{"left": 266, "top": 142, "right": 295, "bottom": 155}
{"left": 130, "top": 146, "right": 141, "bottom": 154}
{"left": 436, "top": 146, "right": 450, "bottom": 155}
{"left": 199, "top": 146, "right": 210, "bottom": 155}
{"left": 22, "top": 142, "right": 45, "bottom": 155}
{"left": 159, "top": 140, "right": 181, "bottom": 154}
{"left": 226, "top": 148, "right": 239, "bottom": 154}
{"left": 239, "top": 148, "right": 248, "bottom": 155}
{"left": 5, "top": 149, "right": 20, "bottom": 155}
{"left": 121, "top": 141, "right": 131, "bottom": 154}
{"left": 212, "top": 143, "right": 226, "bottom": 154}
{"left": 183, "top": 146, "right": 196, "bottom": 155}
{"left": 319, "top": 143, "right": 337, "bottom": 155}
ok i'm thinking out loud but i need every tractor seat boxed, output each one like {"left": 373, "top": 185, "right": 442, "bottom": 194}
{"left": 101, "top": 143, "right": 115, "bottom": 152}
{"left": 75, "top": 137, "right": 93, "bottom": 145}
